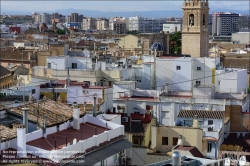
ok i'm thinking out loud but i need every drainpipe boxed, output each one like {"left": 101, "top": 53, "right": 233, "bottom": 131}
{"left": 93, "top": 93, "right": 97, "bottom": 117}
{"left": 22, "top": 108, "right": 29, "bottom": 133}
{"left": 43, "top": 115, "right": 47, "bottom": 138}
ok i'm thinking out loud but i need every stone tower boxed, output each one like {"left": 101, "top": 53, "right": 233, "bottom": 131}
{"left": 181, "top": 0, "right": 209, "bottom": 57}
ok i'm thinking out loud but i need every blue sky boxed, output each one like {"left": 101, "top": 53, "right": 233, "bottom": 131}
{"left": 1, "top": 1, "right": 249, "bottom": 13}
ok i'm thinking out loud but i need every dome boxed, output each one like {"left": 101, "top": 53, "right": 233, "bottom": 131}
{"left": 40, "top": 22, "right": 48, "bottom": 28}
{"left": 151, "top": 42, "right": 164, "bottom": 51}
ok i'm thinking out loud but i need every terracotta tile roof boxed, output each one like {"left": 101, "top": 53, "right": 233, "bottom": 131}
{"left": 203, "top": 136, "right": 218, "bottom": 142}
{"left": 9, "top": 99, "right": 86, "bottom": 127}
{"left": 222, "top": 133, "right": 250, "bottom": 147}
{"left": 123, "top": 122, "right": 150, "bottom": 136}
{"left": 0, "top": 48, "right": 36, "bottom": 61}
{"left": 174, "top": 145, "right": 204, "bottom": 158}
{"left": 177, "top": 110, "right": 225, "bottom": 119}
{"left": 0, "top": 66, "right": 11, "bottom": 77}
{"left": 0, "top": 124, "right": 17, "bottom": 142}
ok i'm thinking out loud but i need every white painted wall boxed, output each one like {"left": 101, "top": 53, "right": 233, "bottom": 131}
{"left": 156, "top": 57, "right": 192, "bottom": 91}
{"left": 47, "top": 56, "right": 66, "bottom": 70}
{"left": 216, "top": 69, "right": 247, "bottom": 93}
{"left": 47, "top": 56, "right": 92, "bottom": 70}
{"left": 67, "top": 86, "right": 103, "bottom": 104}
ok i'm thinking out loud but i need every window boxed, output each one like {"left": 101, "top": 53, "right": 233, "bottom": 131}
{"left": 48, "top": 63, "right": 51, "bottom": 69}
{"left": 208, "top": 120, "right": 213, "bottom": 131}
{"left": 162, "top": 111, "right": 170, "bottom": 118}
{"left": 207, "top": 143, "right": 212, "bottom": 152}
{"left": 196, "top": 81, "right": 201, "bottom": 86}
{"left": 72, "top": 63, "right": 77, "bottom": 69}
{"left": 31, "top": 89, "right": 36, "bottom": 94}
{"left": 218, "top": 81, "right": 220, "bottom": 85}
{"left": 197, "top": 67, "right": 201, "bottom": 70}
{"left": 133, "top": 138, "right": 139, "bottom": 145}
{"left": 184, "top": 120, "right": 193, "bottom": 127}
{"left": 173, "top": 137, "right": 178, "bottom": 146}
{"left": 162, "top": 137, "right": 168, "bottom": 145}
{"left": 176, "top": 66, "right": 181, "bottom": 70}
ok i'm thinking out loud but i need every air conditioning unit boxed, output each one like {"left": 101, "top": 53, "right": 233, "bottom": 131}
{"left": 82, "top": 90, "right": 88, "bottom": 94}
{"left": 122, "top": 117, "right": 128, "bottom": 122}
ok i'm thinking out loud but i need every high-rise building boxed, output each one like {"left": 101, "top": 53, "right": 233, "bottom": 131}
{"left": 78, "top": 14, "right": 83, "bottom": 23}
{"left": 67, "top": 16, "right": 71, "bottom": 23}
{"left": 51, "top": 12, "right": 59, "bottom": 19}
{"left": 40, "top": 13, "right": 50, "bottom": 25}
{"left": 181, "top": 0, "right": 209, "bottom": 57}
{"left": 128, "top": 16, "right": 167, "bottom": 33}
{"left": 212, "top": 12, "right": 239, "bottom": 36}
{"left": 96, "top": 19, "right": 109, "bottom": 30}
{"left": 82, "top": 17, "right": 95, "bottom": 30}
{"left": 71, "top": 13, "right": 79, "bottom": 23}
{"left": 109, "top": 17, "right": 127, "bottom": 34}
{"left": 238, "top": 14, "right": 250, "bottom": 30}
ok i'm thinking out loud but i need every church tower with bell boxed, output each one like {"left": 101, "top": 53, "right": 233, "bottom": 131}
{"left": 181, "top": 0, "right": 209, "bottom": 57}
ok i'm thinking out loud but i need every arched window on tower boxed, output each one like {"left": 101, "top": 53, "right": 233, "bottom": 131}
{"left": 203, "top": 14, "right": 206, "bottom": 26}
{"left": 189, "top": 14, "right": 194, "bottom": 27}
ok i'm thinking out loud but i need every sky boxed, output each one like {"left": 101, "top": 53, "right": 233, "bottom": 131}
{"left": 1, "top": 1, "right": 249, "bottom": 13}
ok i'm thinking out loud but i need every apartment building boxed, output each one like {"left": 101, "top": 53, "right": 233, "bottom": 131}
{"left": 2, "top": 15, "right": 34, "bottom": 25}
{"left": 109, "top": 17, "right": 127, "bottom": 34}
{"left": 71, "top": 12, "right": 79, "bottom": 22}
{"left": 129, "top": 16, "right": 167, "bottom": 33}
{"left": 96, "top": 19, "right": 109, "bottom": 31}
{"left": 212, "top": 12, "right": 239, "bottom": 36}
{"left": 238, "top": 14, "right": 250, "bottom": 30}
{"left": 82, "top": 17, "right": 96, "bottom": 30}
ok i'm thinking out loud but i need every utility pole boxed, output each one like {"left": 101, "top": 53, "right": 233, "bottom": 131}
{"left": 154, "top": 48, "right": 157, "bottom": 90}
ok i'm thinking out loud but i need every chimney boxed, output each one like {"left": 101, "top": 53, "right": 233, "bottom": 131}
{"left": 22, "top": 108, "right": 29, "bottom": 133}
{"left": 165, "top": 83, "right": 168, "bottom": 93}
{"left": 17, "top": 124, "right": 27, "bottom": 157}
{"left": 73, "top": 104, "right": 80, "bottom": 130}
{"left": 172, "top": 151, "right": 181, "bottom": 166}
{"left": 193, "top": 115, "right": 198, "bottom": 128}
{"left": 43, "top": 115, "right": 47, "bottom": 138}
{"left": 177, "top": 135, "right": 183, "bottom": 145}
{"left": 93, "top": 93, "right": 97, "bottom": 117}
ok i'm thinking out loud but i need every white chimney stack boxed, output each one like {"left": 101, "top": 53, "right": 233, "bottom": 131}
{"left": 17, "top": 124, "right": 27, "bottom": 157}
{"left": 73, "top": 104, "right": 80, "bottom": 130}
{"left": 177, "top": 135, "right": 183, "bottom": 145}
{"left": 165, "top": 83, "right": 168, "bottom": 93}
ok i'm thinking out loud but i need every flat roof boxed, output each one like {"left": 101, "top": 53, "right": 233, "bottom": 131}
{"left": 117, "top": 96, "right": 157, "bottom": 101}
{"left": 114, "top": 81, "right": 135, "bottom": 85}
{"left": 27, "top": 122, "right": 109, "bottom": 151}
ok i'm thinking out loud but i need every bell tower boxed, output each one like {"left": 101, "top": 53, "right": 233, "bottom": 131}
{"left": 181, "top": 0, "right": 209, "bottom": 57}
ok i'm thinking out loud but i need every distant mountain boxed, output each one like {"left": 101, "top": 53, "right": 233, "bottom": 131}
{"left": 2, "top": 8, "right": 249, "bottom": 18}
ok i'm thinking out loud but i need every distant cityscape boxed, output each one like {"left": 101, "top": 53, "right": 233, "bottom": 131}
{"left": 1, "top": 11, "right": 250, "bottom": 36}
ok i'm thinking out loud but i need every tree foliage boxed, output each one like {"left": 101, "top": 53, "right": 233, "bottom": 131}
{"left": 57, "top": 28, "right": 66, "bottom": 34}
{"left": 169, "top": 31, "right": 182, "bottom": 54}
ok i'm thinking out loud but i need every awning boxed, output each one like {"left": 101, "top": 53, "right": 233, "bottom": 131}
{"left": 63, "top": 139, "right": 133, "bottom": 166}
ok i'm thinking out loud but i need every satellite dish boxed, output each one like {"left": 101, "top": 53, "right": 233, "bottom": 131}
{"left": 224, "top": 158, "right": 230, "bottom": 166}
{"left": 239, "top": 156, "right": 246, "bottom": 166}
